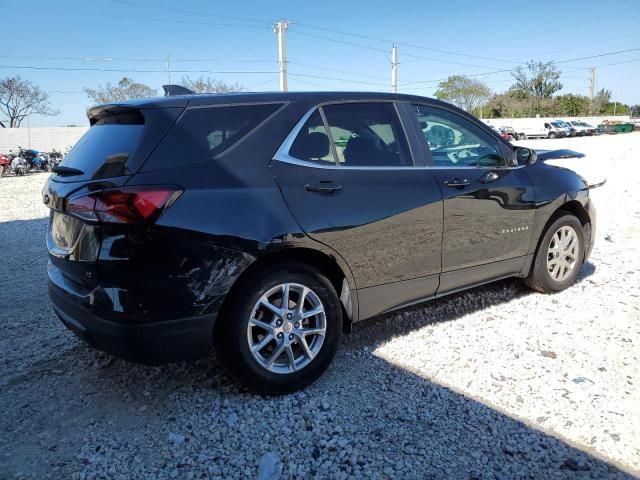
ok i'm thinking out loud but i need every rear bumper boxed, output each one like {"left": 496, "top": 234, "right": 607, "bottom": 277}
{"left": 49, "top": 277, "right": 217, "bottom": 365}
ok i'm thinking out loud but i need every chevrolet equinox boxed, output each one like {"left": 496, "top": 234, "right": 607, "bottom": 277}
{"left": 44, "top": 91, "right": 596, "bottom": 393}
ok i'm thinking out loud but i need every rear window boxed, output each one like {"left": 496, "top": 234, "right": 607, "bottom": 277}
{"left": 61, "top": 123, "right": 143, "bottom": 178}
{"left": 145, "top": 103, "right": 283, "bottom": 170}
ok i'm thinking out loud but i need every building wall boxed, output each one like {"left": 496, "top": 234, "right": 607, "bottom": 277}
{"left": 0, "top": 127, "right": 89, "bottom": 153}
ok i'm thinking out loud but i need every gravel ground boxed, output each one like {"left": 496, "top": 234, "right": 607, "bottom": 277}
{"left": 1, "top": 133, "right": 639, "bottom": 479}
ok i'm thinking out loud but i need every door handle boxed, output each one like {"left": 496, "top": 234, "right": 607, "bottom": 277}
{"left": 304, "top": 182, "right": 343, "bottom": 194}
{"left": 443, "top": 178, "right": 470, "bottom": 188}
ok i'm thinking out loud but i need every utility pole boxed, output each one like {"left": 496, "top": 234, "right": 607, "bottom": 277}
{"left": 391, "top": 44, "right": 398, "bottom": 94}
{"left": 588, "top": 66, "right": 595, "bottom": 115}
{"left": 165, "top": 45, "right": 176, "bottom": 85}
{"left": 274, "top": 20, "right": 289, "bottom": 92}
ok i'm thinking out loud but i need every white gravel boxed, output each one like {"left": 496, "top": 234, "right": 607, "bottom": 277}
{"left": 1, "top": 133, "right": 639, "bottom": 479}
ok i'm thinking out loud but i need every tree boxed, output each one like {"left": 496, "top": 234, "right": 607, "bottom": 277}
{"left": 555, "top": 94, "right": 590, "bottom": 117}
{"left": 511, "top": 61, "right": 563, "bottom": 101}
{"left": 84, "top": 77, "right": 157, "bottom": 104}
{"left": 600, "top": 101, "right": 629, "bottom": 115}
{"left": 0, "top": 76, "right": 59, "bottom": 127}
{"left": 591, "top": 88, "right": 611, "bottom": 114}
{"left": 630, "top": 105, "right": 640, "bottom": 118}
{"left": 180, "top": 75, "right": 244, "bottom": 94}
{"left": 434, "top": 75, "right": 491, "bottom": 112}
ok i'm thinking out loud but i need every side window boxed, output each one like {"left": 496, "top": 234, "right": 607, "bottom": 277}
{"left": 288, "top": 110, "right": 335, "bottom": 164}
{"left": 410, "top": 104, "right": 505, "bottom": 168}
{"left": 146, "top": 103, "right": 283, "bottom": 170}
{"left": 322, "top": 103, "right": 412, "bottom": 167}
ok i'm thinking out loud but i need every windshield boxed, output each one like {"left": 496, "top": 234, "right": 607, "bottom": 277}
{"left": 551, "top": 122, "right": 564, "bottom": 128}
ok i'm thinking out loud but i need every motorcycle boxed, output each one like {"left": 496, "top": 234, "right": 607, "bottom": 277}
{"left": 0, "top": 153, "right": 11, "bottom": 176}
{"left": 34, "top": 151, "right": 50, "bottom": 171}
{"left": 10, "top": 153, "right": 28, "bottom": 176}
{"left": 48, "top": 149, "right": 63, "bottom": 171}
{"left": 15, "top": 147, "right": 39, "bottom": 172}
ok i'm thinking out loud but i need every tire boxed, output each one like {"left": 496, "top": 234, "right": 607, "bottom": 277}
{"left": 214, "top": 263, "right": 343, "bottom": 394}
{"left": 524, "top": 213, "right": 584, "bottom": 293}
{"left": 518, "top": 133, "right": 527, "bottom": 140}
{"left": 549, "top": 132, "right": 557, "bottom": 139}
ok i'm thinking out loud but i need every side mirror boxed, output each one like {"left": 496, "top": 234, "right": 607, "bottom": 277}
{"left": 514, "top": 146, "right": 537, "bottom": 166}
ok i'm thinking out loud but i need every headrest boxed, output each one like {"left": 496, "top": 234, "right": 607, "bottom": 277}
{"left": 290, "top": 131, "right": 330, "bottom": 161}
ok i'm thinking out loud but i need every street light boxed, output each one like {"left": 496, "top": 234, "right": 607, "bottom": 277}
{"left": 165, "top": 46, "right": 177, "bottom": 85}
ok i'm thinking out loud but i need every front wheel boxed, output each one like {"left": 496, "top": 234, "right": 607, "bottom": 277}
{"left": 549, "top": 132, "right": 557, "bottom": 139}
{"left": 518, "top": 133, "right": 527, "bottom": 140}
{"left": 524, "top": 213, "right": 584, "bottom": 293}
{"left": 215, "top": 264, "right": 343, "bottom": 394}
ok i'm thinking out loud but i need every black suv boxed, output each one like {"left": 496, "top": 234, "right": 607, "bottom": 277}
{"left": 44, "top": 92, "right": 596, "bottom": 393}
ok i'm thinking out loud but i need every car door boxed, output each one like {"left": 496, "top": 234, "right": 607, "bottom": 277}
{"left": 270, "top": 101, "right": 443, "bottom": 319}
{"left": 406, "top": 103, "right": 536, "bottom": 294}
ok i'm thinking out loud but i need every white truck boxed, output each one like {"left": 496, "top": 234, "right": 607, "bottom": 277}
{"left": 509, "top": 119, "right": 567, "bottom": 139}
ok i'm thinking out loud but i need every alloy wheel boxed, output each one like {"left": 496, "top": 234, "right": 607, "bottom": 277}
{"left": 546, "top": 226, "right": 579, "bottom": 282}
{"left": 247, "top": 283, "right": 326, "bottom": 374}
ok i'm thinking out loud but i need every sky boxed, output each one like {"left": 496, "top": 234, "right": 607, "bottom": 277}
{"left": 1, "top": 0, "right": 639, "bottom": 126}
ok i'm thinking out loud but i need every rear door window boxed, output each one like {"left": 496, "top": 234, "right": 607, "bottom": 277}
{"left": 146, "top": 103, "right": 283, "bottom": 170}
{"left": 322, "top": 103, "right": 412, "bottom": 167}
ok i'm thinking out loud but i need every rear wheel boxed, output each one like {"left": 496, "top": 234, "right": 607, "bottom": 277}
{"left": 525, "top": 213, "right": 584, "bottom": 293}
{"left": 215, "top": 264, "right": 343, "bottom": 394}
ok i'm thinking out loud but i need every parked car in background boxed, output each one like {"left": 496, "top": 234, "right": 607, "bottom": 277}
{"left": 566, "top": 121, "right": 592, "bottom": 136}
{"left": 499, "top": 126, "right": 517, "bottom": 141}
{"left": 556, "top": 120, "right": 576, "bottom": 137}
{"left": 488, "top": 124, "right": 511, "bottom": 141}
{"left": 44, "top": 91, "right": 597, "bottom": 393}
{"left": 511, "top": 119, "right": 566, "bottom": 139}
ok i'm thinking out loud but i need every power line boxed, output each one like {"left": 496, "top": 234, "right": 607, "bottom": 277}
{"left": 399, "top": 48, "right": 640, "bottom": 87}
{"left": 0, "top": 54, "right": 276, "bottom": 64}
{"left": 594, "top": 57, "right": 640, "bottom": 68}
{"left": 3, "top": 6, "right": 272, "bottom": 30}
{"left": 289, "top": 72, "right": 390, "bottom": 87}
{"left": 292, "top": 22, "right": 522, "bottom": 65}
{"left": 554, "top": 47, "right": 640, "bottom": 66}
{"left": 109, "top": 0, "right": 274, "bottom": 25}
{"left": 400, "top": 51, "right": 513, "bottom": 70}
{"left": 288, "top": 61, "right": 391, "bottom": 81}
{"left": 0, "top": 65, "right": 278, "bottom": 74}
{"left": 287, "top": 29, "right": 389, "bottom": 54}
{"left": 288, "top": 29, "right": 511, "bottom": 71}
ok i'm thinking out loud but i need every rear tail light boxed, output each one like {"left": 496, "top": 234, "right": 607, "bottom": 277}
{"left": 66, "top": 186, "right": 182, "bottom": 224}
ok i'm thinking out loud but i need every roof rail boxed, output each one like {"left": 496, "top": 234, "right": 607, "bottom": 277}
{"left": 162, "top": 85, "right": 196, "bottom": 97}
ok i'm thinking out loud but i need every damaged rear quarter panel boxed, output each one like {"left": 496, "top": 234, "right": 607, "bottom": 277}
{"left": 98, "top": 227, "right": 255, "bottom": 321}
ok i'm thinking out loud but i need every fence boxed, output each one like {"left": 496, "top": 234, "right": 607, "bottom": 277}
{"left": 0, "top": 127, "right": 88, "bottom": 153}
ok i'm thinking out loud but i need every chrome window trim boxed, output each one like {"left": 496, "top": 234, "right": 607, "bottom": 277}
{"left": 272, "top": 101, "right": 425, "bottom": 170}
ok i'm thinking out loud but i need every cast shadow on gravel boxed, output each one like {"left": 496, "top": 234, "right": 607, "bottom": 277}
{"left": 6, "top": 256, "right": 633, "bottom": 478}
{"left": 346, "top": 261, "right": 596, "bottom": 348}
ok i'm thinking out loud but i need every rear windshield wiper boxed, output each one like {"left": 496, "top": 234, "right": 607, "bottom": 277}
{"left": 52, "top": 165, "right": 84, "bottom": 176}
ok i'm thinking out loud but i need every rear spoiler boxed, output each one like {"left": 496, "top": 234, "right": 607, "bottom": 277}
{"left": 162, "top": 85, "right": 196, "bottom": 96}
